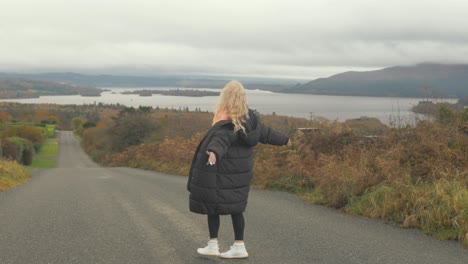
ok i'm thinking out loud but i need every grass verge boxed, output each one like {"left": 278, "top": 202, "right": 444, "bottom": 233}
{"left": 346, "top": 179, "right": 468, "bottom": 246}
{"left": 0, "top": 160, "right": 30, "bottom": 191}
{"left": 37, "top": 141, "right": 59, "bottom": 157}
{"left": 30, "top": 159, "right": 56, "bottom": 168}
{"left": 30, "top": 138, "right": 59, "bottom": 168}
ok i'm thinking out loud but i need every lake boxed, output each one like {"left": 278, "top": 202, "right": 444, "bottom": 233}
{"left": 0, "top": 87, "right": 454, "bottom": 123}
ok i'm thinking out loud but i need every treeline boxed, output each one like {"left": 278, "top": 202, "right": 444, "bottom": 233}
{"left": 121, "top": 89, "right": 219, "bottom": 97}
{"left": 412, "top": 97, "right": 468, "bottom": 116}
{"left": 0, "top": 102, "right": 124, "bottom": 130}
{"left": 0, "top": 72, "right": 294, "bottom": 92}
{"left": 0, "top": 78, "right": 102, "bottom": 99}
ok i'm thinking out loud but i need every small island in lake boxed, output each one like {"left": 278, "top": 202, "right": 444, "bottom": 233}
{"left": 411, "top": 97, "right": 467, "bottom": 116}
{"left": 121, "top": 89, "right": 219, "bottom": 97}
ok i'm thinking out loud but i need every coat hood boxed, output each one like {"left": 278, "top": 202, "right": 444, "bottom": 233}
{"left": 239, "top": 109, "right": 261, "bottom": 146}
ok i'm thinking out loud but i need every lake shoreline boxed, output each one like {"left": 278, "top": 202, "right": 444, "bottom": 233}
{"left": 0, "top": 87, "right": 456, "bottom": 123}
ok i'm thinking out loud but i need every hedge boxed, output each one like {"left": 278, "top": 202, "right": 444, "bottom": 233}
{"left": 0, "top": 137, "right": 34, "bottom": 165}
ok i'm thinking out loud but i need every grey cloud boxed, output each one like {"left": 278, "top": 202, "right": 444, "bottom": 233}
{"left": 1, "top": 0, "right": 468, "bottom": 79}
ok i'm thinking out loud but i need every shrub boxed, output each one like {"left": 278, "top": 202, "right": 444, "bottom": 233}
{"left": 462, "top": 108, "right": 468, "bottom": 122}
{"left": 72, "top": 117, "right": 86, "bottom": 136}
{"left": 1, "top": 138, "right": 21, "bottom": 162}
{"left": 1, "top": 126, "right": 44, "bottom": 152}
{"left": 348, "top": 179, "right": 468, "bottom": 246}
{"left": 345, "top": 117, "right": 386, "bottom": 135}
{"left": 109, "top": 111, "right": 161, "bottom": 152}
{"left": 0, "top": 160, "right": 30, "bottom": 191}
{"left": 2, "top": 137, "right": 34, "bottom": 165}
{"left": 437, "top": 104, "right": 457, "bottom": 125}
{"left": 1, "top": 139, "right": 18, "bottom": 160}
{"left": 82, "top": 126, "right": 113, "bottom": 161}
{"left": 101, "top": 133, "right": 202, "bottom": 176}
{"left": 72, "top": 117, "right": 86, "bottom": 129}
{"left": 82, "top": 121, "right": 97, "bottom": 129}
{"left": 20, "top": 138, "right": 34, "bottom": 165}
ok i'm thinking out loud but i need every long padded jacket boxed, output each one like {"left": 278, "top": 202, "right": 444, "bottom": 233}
{"left": 187, "top": 109, "right": 289, "bottom": 215}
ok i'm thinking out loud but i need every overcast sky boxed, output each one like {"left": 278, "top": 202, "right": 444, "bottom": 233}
{"left": 1, "top": 0, "right": 467, "bottom": 79}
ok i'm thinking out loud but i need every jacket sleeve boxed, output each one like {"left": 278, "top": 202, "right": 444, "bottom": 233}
{"left": 206, "top": 126, "right": 234, "bottom": 159}
{"left": 259, "top": 122, "right": 289, "bottom": 146}
{"left": 187, "top": 174, "right": 192, "bottom": 192}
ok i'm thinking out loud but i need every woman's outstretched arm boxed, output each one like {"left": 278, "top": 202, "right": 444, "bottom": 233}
{"left": 259, "top": 122, "right": 289, "bottom": 146}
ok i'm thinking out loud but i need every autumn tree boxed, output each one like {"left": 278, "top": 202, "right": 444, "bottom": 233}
{"left": 72, "top": 117, "right": 87, "bottom": 129}
{"left": 0, "top": 111, "right": 11, "bottom": 122}
{"left": 1, "top": 126, "right": 44, "bottom": 151}
{"left": 35, "top": 108, "right": 61, "bottom": 127}
{"left": 109, "top": 108, "right": 161, "bottom": 152}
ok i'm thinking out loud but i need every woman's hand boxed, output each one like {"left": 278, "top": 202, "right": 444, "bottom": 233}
{"left": 206, "top": 151, "right": 216, "bottom": 165}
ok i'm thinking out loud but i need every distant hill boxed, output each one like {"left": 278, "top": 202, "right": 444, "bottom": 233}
{"left": 5, "top": 65, "right": 466, "bottom": 98}
{"left": 0, "top": 72, "right": 294, "bottom": 92}
{"left": 0, "top": 78, "right": 101, "bottom": 99}
{"left": 0, "top": 72, "right": 184, "bottom": 88}
{"left": 286, "top": 63, "right": 468, "bottom": 98}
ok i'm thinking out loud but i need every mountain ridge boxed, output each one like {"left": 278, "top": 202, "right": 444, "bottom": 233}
{"left": 2, "top": 63, "right": 468, "bottom": 98}
{"left": 287, "top": 63, "right": 468, "bottom": 98}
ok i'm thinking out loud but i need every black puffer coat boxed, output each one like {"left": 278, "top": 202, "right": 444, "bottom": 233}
{"left": 187, "top": 109, "right": 289, "bottom": 215}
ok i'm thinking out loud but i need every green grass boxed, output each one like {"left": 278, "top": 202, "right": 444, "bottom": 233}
{"left": 36, "top": 141, "right": 59, "bottom": 157}
{"left": 45, "top": 124, "right": 56, "bottom": 137}
{"left": 30, "top": 159, "right": 56, "bottom": 168}
{"left": 30, "top": 138, "right": 59, "bottom": 168}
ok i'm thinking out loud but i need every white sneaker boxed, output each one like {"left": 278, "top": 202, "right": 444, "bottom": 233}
{"left": 197, "top": 240, "right": 220, "bottom": 256}
{"left": 220, "top": 242, "right": 249, "bottom": 259}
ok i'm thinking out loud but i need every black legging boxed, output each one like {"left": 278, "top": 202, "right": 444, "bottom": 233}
{"left": 208, "top": 213, "right": 245, "bottom": 240}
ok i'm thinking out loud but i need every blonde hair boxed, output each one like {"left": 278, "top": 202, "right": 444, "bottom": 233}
{"left": 216, "top": 80, "right": 249, "bottom": 133}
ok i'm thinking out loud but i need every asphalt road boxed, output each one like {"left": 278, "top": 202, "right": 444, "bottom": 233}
{"left": 0, "top": 131, "right": 467, "bottom": 264}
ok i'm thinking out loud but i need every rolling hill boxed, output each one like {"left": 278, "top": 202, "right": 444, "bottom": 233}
{"left": 0, "top": 72, "right": 295, "bottom": 92}
{"left": 2, "top": 64, "right": 467, "bottom": 98}
{"left": 286, "top": 63, "right": 468, "bottom": 98}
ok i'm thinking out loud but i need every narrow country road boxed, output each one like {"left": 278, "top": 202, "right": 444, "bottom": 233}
{"left": 0, "top": 131, "right": 467, "bottom": 264}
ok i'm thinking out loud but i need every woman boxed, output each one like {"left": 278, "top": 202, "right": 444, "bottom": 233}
{"left": 187, "top": 80, "right": 290, "bottom": 259}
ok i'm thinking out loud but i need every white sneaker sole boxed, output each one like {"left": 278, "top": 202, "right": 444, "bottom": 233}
{"left": 197, "top": 250, "right": 220, "bottom": 256}
{"left": 220, "top": 253, "right": 249, "bottom": 259}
